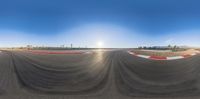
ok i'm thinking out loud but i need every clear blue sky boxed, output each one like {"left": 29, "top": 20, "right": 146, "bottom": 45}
{"left": 0, "top": 0, "right": 200, "bottom": 48}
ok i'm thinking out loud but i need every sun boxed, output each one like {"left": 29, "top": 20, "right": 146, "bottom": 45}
{"left": 97, "top": 41, "right": 104, "bottom": 48}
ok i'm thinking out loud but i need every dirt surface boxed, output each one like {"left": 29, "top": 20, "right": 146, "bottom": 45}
{"left": 132, "top": 49, "right": 198, "bottom": 57}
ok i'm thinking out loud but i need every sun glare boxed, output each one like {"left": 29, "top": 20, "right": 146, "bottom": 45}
{"left": 97, "top": 41, "right": 104, "bottom": 48}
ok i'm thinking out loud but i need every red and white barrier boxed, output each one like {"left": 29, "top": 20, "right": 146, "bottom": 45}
{"left": 29, "top": 50, "right": 93, "bottom": 55}
{"left": 128, "top": 51, "right": 199, "bottom": 60}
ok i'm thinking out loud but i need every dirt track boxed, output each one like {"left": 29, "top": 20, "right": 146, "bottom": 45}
{"left": 132, "top": 49, "right": 198, "bottom": 57}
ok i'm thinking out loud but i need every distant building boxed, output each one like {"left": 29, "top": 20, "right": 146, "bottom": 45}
{"left": 27, "top": 45, "right": 33, "bottom": 50}
{"left": 60, "top": 45, "right": 65, "bottom": 48}
{"left": 71, "top": 44, "right": 73, "bottom": 48}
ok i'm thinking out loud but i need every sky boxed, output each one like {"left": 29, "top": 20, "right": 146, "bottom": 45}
{"left": 0, "top": 0, "right": 200, "bottom": 48}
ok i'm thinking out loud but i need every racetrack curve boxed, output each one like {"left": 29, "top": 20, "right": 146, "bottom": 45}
{"left": 114, "top": 51, "right": 200, "bottom": 97}
{"left": 0, "top": 50, "right": 200, "bottom": 99}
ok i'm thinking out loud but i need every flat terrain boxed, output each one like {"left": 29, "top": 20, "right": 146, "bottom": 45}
{"left": 0, "top": 49, "right": 200, "bottom": 99}
{"left": 132, "top": 49, "right": 198, "bottom": 57}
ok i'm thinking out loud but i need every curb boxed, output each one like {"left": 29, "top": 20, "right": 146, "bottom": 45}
{"left": 128, "top": 51, "right": 199, "bottom": 60}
